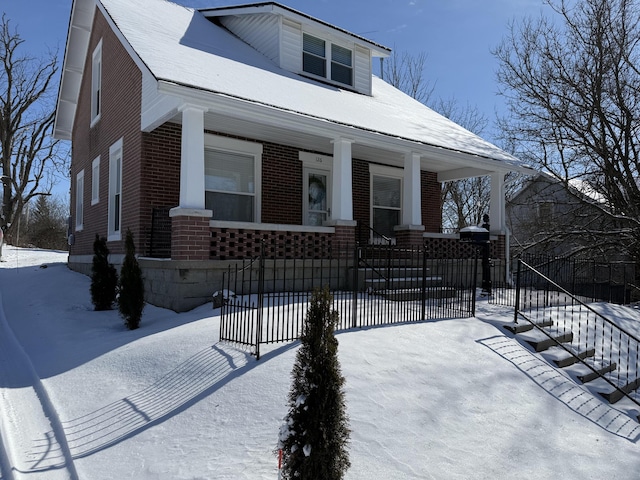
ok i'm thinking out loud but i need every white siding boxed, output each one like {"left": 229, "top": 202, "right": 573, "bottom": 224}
{"left": 280, "top": 18, "right": 302, "bottom": 72}
{"left": 354, "top": 45, "right": 372, "bottom": 96}
{"left": 220, "top": 14, "right": 280, "bottom": 64}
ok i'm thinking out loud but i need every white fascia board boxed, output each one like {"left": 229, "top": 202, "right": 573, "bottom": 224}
{"left": 156, "top": 80, "right": 534, "bottom": 175}
{"left": 438, "top": 167, "right": 494, "bottom": 182}
{"left": 141, "top": 73, "right": 183, "bottom": 132}
{"left": 54, "top": 0, "right": 95, "bottom": 140}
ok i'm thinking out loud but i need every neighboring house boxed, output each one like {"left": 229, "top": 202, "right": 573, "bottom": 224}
{"left": 54, "top": 0, "right": 534, "bottom": 311}
{"left": 507, "top": 173, "right": 627, "bottom": 259}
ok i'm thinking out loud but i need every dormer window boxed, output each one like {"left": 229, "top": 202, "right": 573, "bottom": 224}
{"left": 303, "top": 33, "right": 353, "bottom": 87}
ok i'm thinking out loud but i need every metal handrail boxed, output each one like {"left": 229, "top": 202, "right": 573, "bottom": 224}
{"left": 515, "top": 258, "right": 640, "bottom": 409}
{"left": 357, "top": 222, "right": 392, "bottom": 246}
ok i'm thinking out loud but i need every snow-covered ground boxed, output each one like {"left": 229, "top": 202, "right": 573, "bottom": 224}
{"left": 0, "top": 244, "right": 639, "bottom": 480}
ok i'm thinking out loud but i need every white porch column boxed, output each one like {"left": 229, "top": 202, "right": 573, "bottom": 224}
{"left": 489, "top": 172, "right": 506, "bottom": 233}
{"left": 402, "top": 151, "right": 422, "bottom": 226}
{"left": 330, "top": 137, "right": 354, "bottom": 221}
{"left": 178, "top": 104, "right": 207, "bottom": 210}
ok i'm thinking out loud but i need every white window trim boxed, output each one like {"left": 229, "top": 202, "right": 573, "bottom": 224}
{"left": 204, "top": 133, "right": 262, "bottom": 223}
{"left": 370, "top": 165, "right": 403, "bottom": 241}
{"left": 90, "top": 40, "right": 102, "bottom": 127}
{"left": 91, "top": 156, "right": 100, "bottom": 205}
{"left": 75, "top": 170, "right": 84, "bottom": 232}
{"left": 299, "top": 152, "right": 333, "bottom": 226}
{"left": 301, "top": 31, "right": 354, "bottom": 88}
{"left": 108, "top": 138, "right": 123, "bottom": 242}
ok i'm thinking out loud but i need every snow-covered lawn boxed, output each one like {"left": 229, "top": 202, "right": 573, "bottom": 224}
{"left": 0, "top": 245, "right": 639, "bottom": 479}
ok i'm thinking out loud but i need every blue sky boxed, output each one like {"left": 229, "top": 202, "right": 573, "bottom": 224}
{"left": 2, "top": 0, "right": 545, "bottom": 198}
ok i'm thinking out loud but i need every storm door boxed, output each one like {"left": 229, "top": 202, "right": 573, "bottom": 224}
{"left": 304, "top": 168, "right": 331, "bottom": 226}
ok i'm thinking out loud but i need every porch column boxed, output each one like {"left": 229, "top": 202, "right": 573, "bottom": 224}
{"left": 402, "top": 151, "right": 422, "bottom": 226}
{"left": 330, "top": 137, "right": 354, "bottom": 221}
{"left": 169, "top": 104, "right": 211, "bottom": 261}
{"left": 489, "top": 172, "right": 506, "bottom": 233}
{"left": 395, "top": 152, "right": 425, "bottom": 247}
{"left": 178, "top": 104, "right": 208, "bottom": 210}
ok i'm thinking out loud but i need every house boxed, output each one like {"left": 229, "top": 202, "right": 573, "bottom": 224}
{"left": 54, "top": 0, "right": 535, "bottom": 311}
{"left": 506, "top": 172, "right": 628, "bottom": 259}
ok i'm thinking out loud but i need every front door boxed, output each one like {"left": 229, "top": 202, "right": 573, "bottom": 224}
{"left": 304, "top": 168, "right": 330, "bottom": 226}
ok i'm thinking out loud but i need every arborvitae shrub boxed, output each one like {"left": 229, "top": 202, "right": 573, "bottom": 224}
{"left": 118, "top": 229, "right": 145, "bottom": 330}
{"left": 278, "top": 286, "right": 350, "bottom": 480}
{"left": 90, "top": 234, "right": 118, "bottom": 310}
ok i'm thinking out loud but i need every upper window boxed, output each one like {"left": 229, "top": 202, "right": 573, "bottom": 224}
{"left": 204, "top": 135, "right": 262, "bottom": 223}
{"left": 303, "top": 33, "right": 353, "bottom": 87}
{"left": 91, "top": 40, "right": 102, "bottom": 125}
{"left": 75, "top": 170, "right": 84, "bottom": 231}
{"left": 108, "top": 139, "right": 123, "bottom": 241}
{"left": 91, "top": 156, "right": 100, "bottom": 205}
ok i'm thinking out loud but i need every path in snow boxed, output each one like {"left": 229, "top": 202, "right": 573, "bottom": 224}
{"left": 0, "top": 292, "right": 78, "bottom": 480}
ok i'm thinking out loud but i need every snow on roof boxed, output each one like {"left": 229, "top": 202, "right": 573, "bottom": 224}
{"left": 98, "top": 0, "right": 528, "bottom": 168}
{"left": 199, "top": 2, "right": 391, "bottom": 56}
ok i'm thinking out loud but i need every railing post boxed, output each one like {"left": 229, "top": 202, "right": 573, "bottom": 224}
{"left": 471, "top": 246, "right": 478, "bottom": 316}
{"left": 256, "top": 240, "right": 265, "bottom": 360}
{"left": 352, "top": 245, "right": 359, "bottom": 329}
{"left": 421, "top": 246, "right": 427, "bottom": 321}
{"left": 514, "top": 257, "right": 522, "bottom": 324}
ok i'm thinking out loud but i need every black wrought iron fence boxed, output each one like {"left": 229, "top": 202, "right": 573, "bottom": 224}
{"left": 490, "top": 254, "right": 636, "bottom": 307}
{"left": 219, "top": 243, "right": 478, "bottom": 358}
{"left": 512, "top": 258, "right": 640, "bottom": 408}
{"left": 147, "top": 206, "right": 172, "bottom": 258}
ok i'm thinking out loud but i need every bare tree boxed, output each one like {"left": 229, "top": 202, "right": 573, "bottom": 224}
{"left": 0, "top": 14, "right": 66, "bottom": 244}
{"left": 494, "top": 0, "right": 640, "bottom": 261}
{"left": 435, "top": 98, "right": 491, "bottom": 230}
{"left": 382, "top": 49, "right": 435, "bottom": 105}
{"left": 382, "top": 50, "right": 498, "bottom": 230}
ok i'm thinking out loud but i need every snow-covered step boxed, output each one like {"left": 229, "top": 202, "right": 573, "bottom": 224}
{"left": 381, "top": 287, "right": 457, "bottom": 302}
{"left": 517, "top": 327, "right": 573, "bottom": 353}
{"left": 503, "top": 318, "right": 553, "bottom": 334}
{"left": 599, "top": 377, "right": 640, "bottom": 404}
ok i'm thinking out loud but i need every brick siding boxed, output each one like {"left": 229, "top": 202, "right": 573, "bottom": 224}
{"left": 69, "top": 7, "right": 143, "bottom": 256}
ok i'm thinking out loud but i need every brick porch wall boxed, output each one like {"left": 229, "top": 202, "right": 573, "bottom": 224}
{"left": 424, "top": 235, "right": 506, "bottom": 259}
{"left": 171, "top": 215, "right": 211, "bottom": 261}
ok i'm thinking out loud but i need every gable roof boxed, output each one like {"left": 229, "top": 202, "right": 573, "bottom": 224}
{"left": 55, "top": 0, "right": 535, "bottom": 176}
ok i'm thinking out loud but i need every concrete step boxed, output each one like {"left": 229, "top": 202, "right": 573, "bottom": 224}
{"left": 381, "top": 287, "right": 457, "bottom": 301}
{"left": 554, "top": 348, "right": 596, "bottom": 368}
{"left": 526, "top": 331, "right": 573, "bottom": 352}
{"left": 577, "top": 362, "right": 618, "bottom": 383}
{"left": 503, "top": 318, "right": 553, "bottom": 334}
{"left": 599, "top": 377, "right": 640, "bottom": 404}
{"left": 364, "top": 276, "right": 443, "bottom": 290}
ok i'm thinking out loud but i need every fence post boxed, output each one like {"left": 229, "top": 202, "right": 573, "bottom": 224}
{"left": 514, "top": 257, "right": 522, "bottom": 324}
{"left": 352, "top": 245, "right": 359, "bottom": 329}
{"left": 256, "top": 240, "right": 266, "bottom": 360}
{"left": 421, "top": 246, "right": 427, "bottom": 321}
{"left": 471, "top": 247, "right": 478, "bottom": 316}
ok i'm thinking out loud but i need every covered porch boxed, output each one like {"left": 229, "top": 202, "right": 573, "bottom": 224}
{"left": 150, "top": 91, "right": 522, "bottom": 263}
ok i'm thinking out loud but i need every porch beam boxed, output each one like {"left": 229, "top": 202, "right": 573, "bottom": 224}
{"left": 437, "top": 167, "right": 490, "bottom": 182}
{"left": 178, "top": 104, "right": 208, "bottom": 209}
{"left": 330, "top": 137, "right": 355, "bottom": 221}
{"left": 402, "top": 151, "right": 422, "bottom": 226}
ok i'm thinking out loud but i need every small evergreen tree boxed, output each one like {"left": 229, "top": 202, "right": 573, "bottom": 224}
{"left": 278, "top": 286, "right": 350, "bottom": 480}
{"left": 90, "top": 234, "right": 118, "bottom": 310}
{"left": 118, "top": 229, "right": 145, "bottom": 330}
